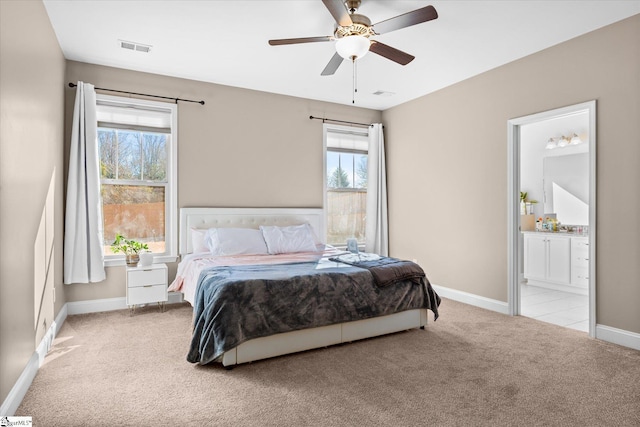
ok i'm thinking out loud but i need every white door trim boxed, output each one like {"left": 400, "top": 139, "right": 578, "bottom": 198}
{"left": 507, "top": 100, "right": 596, "bottom": 338}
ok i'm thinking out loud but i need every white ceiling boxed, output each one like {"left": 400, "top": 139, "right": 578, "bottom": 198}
{"left": 43, "top": 1, "right": 640, "bottom": 110}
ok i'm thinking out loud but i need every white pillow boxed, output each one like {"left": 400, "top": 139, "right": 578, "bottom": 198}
{"left": 205, "top": 228, "right": 268, "bottom": 256}
{"left": 305, "top": 223, "right": 323, "bottom": 245}
{"left": 190, "top": 228, "right": 209, "bottom": 253}
{"left": 260, "top": 224, "right": 318, "bottom": 254}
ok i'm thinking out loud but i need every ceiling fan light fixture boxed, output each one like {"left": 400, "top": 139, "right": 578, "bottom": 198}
{"left": 335, "top": 35, "right": 370, "bottom": 60}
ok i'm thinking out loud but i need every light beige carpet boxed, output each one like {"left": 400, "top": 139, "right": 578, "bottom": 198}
{"left": 16, "top": 298, "right": 640, "bottom": 426}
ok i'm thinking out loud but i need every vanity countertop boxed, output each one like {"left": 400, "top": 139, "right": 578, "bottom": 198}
{"left": 521, "top": 230, "right": 588, "bottom": 237}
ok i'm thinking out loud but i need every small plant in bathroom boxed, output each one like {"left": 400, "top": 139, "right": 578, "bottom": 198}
{"left": 520, "top": 192, "right": 538, "bottom": 215}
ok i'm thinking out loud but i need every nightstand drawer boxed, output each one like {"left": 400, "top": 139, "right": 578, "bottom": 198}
{"left": 128, "top": 268, "right": 166, "bottom": 288}
{"left": 127, "top": 284, "right": 167, "bottom": 306}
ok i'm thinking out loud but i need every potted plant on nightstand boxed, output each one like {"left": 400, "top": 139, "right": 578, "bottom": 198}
{"left": 111, "top": 233, "right": 149, "bottom": 267}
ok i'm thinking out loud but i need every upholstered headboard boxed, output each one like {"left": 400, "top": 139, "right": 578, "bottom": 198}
{"left": 179, "top": 207, "right": 325, "bottom": 255}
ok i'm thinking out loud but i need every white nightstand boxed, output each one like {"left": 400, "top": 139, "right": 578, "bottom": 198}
{"left": 126, "top": 263, "right": 168, "bottom": 314}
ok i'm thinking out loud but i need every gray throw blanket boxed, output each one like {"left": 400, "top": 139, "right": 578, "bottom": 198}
{"left": 188, "top": 260, "right": 440, "bottom": 365}
{"left": 329, "top": 254, "right": 426, "bottom": 288}
{"left": 330, "top": 254, "right": 440, "bottom": 323}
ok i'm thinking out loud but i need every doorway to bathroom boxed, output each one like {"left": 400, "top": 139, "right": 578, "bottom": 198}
{"left": 507, "top": 101, "right": 596, "bottom": 337}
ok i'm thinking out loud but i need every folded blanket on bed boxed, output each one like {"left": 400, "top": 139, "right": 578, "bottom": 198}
{"left": 329, "top": 254, "right": 426, "bottom": 288}
{"left": 330, "top": 254, "right": 440, "bottom": 322}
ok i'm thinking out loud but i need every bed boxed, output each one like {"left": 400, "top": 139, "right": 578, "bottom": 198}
{"left": 170, "top": 207, "right": 440, "bottom": 367}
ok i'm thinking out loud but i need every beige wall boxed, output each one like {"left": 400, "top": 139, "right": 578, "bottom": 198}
{"left": 0, "top": 0, "right": 66, "bottom": 404}
{"left": 63, "top": 61, "right": 381, "bottom": 302}
{"left": 383, "top": 14, "right": 640, "bottom": 334}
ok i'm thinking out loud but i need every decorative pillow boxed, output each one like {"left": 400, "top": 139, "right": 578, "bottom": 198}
{"left": 260, "top": 224, "right": 318, "bottom": 254}
{"left": 205, "top": 227, "right": 269, "bottom": 256}
{"left": 190, "top": 228, "right": 209, "bottom": 253}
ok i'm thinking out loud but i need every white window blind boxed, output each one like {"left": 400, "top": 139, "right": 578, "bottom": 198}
{"left": 96, "top": 102, "right": 172, "bottom": 133}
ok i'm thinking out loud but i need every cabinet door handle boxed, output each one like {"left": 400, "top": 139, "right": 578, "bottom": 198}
{"left": 144, "top": 285, "right": 153, "bottom": 288}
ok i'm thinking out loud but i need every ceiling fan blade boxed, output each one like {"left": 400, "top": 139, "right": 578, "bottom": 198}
{"left": 268, "top": 36, "right": 333, "bottom": 46}
{"left": 321, "top": 52, "right": 344, "bottom": 76}
{"left": 322, "top": 0, "right": 353, "bottom": 27}
{"left": 373, "top": 5, "right": 438, "bottom": 34}
{"left": 369, "top": 41, "right": 415, "bottom": 65}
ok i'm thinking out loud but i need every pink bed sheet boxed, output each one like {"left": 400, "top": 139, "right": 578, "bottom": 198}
{"left": 169, "top": 246, "right": 346, "bottom": 305}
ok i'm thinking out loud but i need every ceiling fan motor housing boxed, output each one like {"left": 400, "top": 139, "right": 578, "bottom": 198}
{"left": 334, "top": 14, "right": 374, "bottom": 39}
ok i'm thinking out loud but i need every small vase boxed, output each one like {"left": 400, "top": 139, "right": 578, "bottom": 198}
{"left": 125, "top": 254, "right": 139, "bottom": 267}
{"left": 139, "top": 252, "right": 154, "bottom": 267}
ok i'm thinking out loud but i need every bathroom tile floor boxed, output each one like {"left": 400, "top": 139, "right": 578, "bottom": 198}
{"left": 520, "top": 283, "right": 589, "bottom": 332}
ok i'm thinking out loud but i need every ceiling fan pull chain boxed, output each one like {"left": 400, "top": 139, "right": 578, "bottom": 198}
{"left": 352, "top": 58, "right": 357, "bottom": 104}
{"left": 355, "top": 59, "right": 358, "bottom": 95}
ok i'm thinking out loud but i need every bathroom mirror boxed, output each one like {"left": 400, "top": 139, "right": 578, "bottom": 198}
{"left": 543, "top": 153, "right": 589, "bottom": 225}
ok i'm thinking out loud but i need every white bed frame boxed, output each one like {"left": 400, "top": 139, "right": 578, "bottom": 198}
{"left": 179, "top": 207, "right": 428, "bottom": 367}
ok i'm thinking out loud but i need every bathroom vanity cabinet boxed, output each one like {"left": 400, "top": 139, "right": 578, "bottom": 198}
{"left": 523, "top": 232, "right": 588, "bottom": 293}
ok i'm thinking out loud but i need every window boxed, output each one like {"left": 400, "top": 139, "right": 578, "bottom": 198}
{"left": 324, "top": 124, "right": 369, "bottom": 247}
{"left": 96, "top": 95, "right": 177, "bottom": 265}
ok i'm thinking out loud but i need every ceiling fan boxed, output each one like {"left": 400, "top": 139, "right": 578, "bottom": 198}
{"left": 268, "top": 0, "right": 438, "bottom": 76}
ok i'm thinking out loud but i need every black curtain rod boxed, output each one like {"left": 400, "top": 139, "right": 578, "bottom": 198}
{"left": 68, "top": 82, "right": 205, "bottom": 105}
{"left": 309, "top": 115, "right": 372, "bottom": 128}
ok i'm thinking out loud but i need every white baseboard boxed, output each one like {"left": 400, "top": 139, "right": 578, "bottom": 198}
{"left": 431, "top": 284, "right": 640, "bottom": 351}
{"left": 0, "top": 305, "right": 67, "bottom": 416}
{"left": 67, "top": 297, "right": 128, "bottom": 315}
{"left": 0, "top": 353, "right": 38, "bottom": 417}
{"left": 66, "top": 292, "right": 184, "bottom": 315}
{"left": 431, "top": 284, "right": 509, "bottom": 315}
{"left": 596, "top": 324, "right": 640, "bottom": 351}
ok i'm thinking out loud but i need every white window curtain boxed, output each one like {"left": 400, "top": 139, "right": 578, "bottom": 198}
{"left": 63, "top": 81, "right": 106, "bottom": 284}
{"left": 365, "top": 123, "right": 389, "bottom": 256}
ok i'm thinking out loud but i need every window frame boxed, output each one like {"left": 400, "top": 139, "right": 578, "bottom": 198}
{"left": 323, "top": 123, "right": 369, "bottom": 249}
{"left": 96, "top": 94, "right": 178, "bottom": 267}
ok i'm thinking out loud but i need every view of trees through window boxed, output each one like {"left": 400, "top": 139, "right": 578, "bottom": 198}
{"left": 327, "top": 153, "right": 367, "bottom": 189}
{"left": 326, "top": 150, "right": 367, "bottom": 246}
{"left": 99, "top": 128, "right": 168, "bottom": 255}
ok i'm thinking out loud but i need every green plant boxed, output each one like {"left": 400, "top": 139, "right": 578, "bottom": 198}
{"left": 111, "top": 233, "right": 148, "bottom": 256}
{"left": 520, "top": 191, "right": 538, "bottom": 204}
{"left": 520, "top": 191, "right": 527, "bottom": 203}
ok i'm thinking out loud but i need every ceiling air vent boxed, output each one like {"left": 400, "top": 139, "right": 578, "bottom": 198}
{"left": 135, "top": 44, "right": 151, "bottom": 53}
{"left": 119, "top": 40, "right": 151, "bottom": 53}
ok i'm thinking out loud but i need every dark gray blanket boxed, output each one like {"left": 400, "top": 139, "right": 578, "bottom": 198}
{"left": 188, "top": 260, "right": 440, "bottom": 365}
{"left": 329, "top": 254, "right": 426, "bottom": 288}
